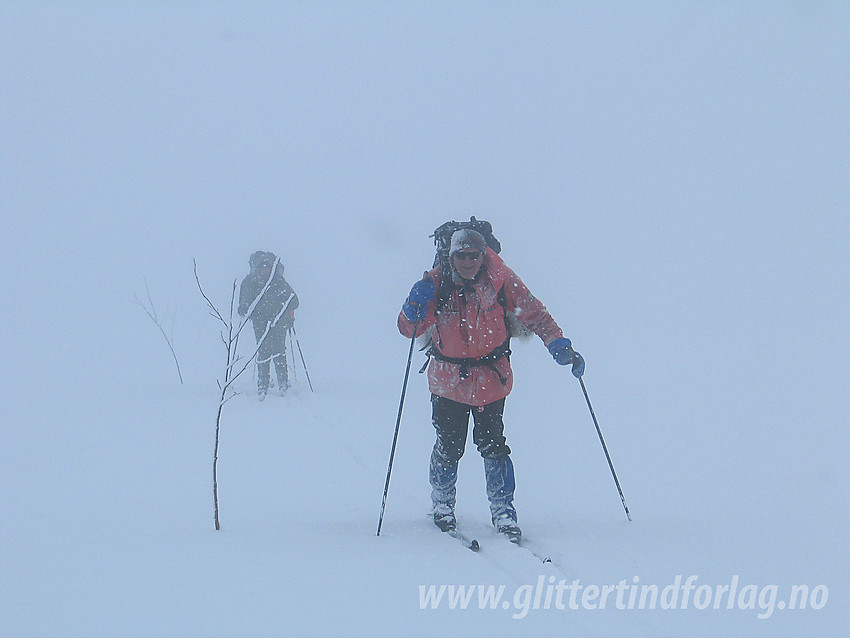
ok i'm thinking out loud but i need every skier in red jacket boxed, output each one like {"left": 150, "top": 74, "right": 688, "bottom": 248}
{"left": 398, "top": 228, "right": 584, "bottom": 542}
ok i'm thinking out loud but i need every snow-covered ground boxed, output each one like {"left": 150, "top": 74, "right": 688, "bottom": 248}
{"left": 2, "top": 3, "right": 848, "bottom": 637}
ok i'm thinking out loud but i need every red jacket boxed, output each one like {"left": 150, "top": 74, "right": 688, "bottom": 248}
{"left": 398, "top": 249, "right": 563, "bottom": 406}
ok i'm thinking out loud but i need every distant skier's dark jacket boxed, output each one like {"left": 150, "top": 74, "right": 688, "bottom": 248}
{"left": 238, "top": 254, "right": 299, "bottom": 325}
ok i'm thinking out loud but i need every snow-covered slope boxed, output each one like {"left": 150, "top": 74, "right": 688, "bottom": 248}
{"left": 2, "top": 3, "right": 847, "bottom": 637}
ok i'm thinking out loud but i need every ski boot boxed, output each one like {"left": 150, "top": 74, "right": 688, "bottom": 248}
{"left": 433, "top": 504, "right": 456, "bottom": 533}
{"left": 492, "top": 512, "right": 522, "bottom": 544}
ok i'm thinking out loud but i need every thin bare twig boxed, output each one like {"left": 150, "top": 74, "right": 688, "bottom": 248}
{"left": 194, "top": 258, "right": 288, "bottom": 531}
{"left": 193, "top": 260, "right": 226, "bottom": 325}
{"left": 134, "top": 279, "right": 184, "bottom": 384}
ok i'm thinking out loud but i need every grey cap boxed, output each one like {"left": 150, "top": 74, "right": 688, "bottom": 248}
{"left": 449, "top": 229, "right": 487, "bottom": 256}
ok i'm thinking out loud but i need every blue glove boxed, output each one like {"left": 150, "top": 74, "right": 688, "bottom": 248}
{"left": 569, "top": 351, "right": 585, "bottom": 378}
{"left": 402, "top": 279, "right": 435, "bottom": 321}
{"left": 548, "top": 337, "right": 585, "bottom": 378}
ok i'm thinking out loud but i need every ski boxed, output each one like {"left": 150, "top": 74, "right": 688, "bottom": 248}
{"left": 445, "top": 528, "right": 480, "bottom": 551}
{"left": 517, "top": 541, "right": 552, "bottom": 564}
{"left": 495, "top": 531, "right": 552, "bottom": 564}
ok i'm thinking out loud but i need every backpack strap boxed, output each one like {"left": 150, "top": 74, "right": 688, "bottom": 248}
{"left": 420, "top": 336, "right": 512, "bottom": 386}
{"left": 419, "top": 272, "right": 511, "bottom": 382}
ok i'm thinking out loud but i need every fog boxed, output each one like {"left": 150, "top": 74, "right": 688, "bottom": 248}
{"left": 2, "top": 3, "right": 847, "bottom": 637}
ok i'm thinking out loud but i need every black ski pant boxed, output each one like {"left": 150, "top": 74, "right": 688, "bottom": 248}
{"left": 429, "top": 395, "right": 516, "bottom": 520}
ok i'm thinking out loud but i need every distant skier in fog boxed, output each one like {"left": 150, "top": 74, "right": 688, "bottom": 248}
{"left": 238, "top": 251, "right": 299, "bottom": 400}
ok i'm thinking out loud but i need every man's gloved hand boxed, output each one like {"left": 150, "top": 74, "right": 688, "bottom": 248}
{"left": 402, "top": 279, "right": 435, "bottom": 322}
{"left": 568, "top": 351, "right": 585, "bottom": 378}
{"left": 547, "top": 337, "right": 585, "bottom": 378}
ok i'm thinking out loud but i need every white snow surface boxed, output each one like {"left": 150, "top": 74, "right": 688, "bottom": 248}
{"left": 2, "top": 3, "right": 848, "bottom": 637}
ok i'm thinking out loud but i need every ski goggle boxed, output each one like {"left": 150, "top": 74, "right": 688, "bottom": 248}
{"left": 454, "top": 251, "right": 483, "bottom": 261}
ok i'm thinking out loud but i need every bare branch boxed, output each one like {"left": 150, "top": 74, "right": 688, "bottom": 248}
{"left": 194, "top": 259, "right": 226, "bottom": 325}
{"left": 195, "top": 258, "right": 288, "bottom": 531}
{"left": 220, "top": 390, "right": 241, "bottom": 407}
{"left": 134, "top": 280, "right": 184, "bottom": 385}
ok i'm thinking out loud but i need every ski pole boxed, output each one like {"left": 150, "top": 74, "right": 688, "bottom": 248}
{"left": 290, "top": 325, "right": 314, "bottom": 392}
{"left": 577, "top": 375, "right": 632, "bottom": 522}
{"left": 377, "top": 314, "right": 421, "bottom": 536}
